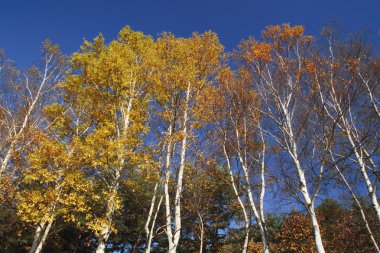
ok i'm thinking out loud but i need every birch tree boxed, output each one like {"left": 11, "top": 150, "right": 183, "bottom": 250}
{"left": 211, "top": 67, "right": 271, "bottom": 253}
{"left": 61, "top": 26, "right": 155, "bottom": 253}
{"left": 313, "top": 30, "right": 380, "bottom": 222}
{"left": 0, "top": 43, "right": 68, "bottom": 253}
{"left": 238, "top": 24, "right": 327, "bottom": 253}
{"left": 0, "top": 41, "right": 67, "bottom": 178}
{"left": 152, "top": 31, "right": 223, "bottom": 252}
{"left": 144, "top": 183, "right": 163, "bottom": 253}
{"left": 17, "top": 120, "right": 92, "bottom": 253}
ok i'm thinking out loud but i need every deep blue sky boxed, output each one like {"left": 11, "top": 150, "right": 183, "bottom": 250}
{"left": 1, "top": 0, "right": 379, "bottom": 68}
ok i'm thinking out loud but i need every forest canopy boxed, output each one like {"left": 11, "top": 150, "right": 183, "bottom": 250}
{"left": 0, "top": 24, "right": 380, "bottom": 253}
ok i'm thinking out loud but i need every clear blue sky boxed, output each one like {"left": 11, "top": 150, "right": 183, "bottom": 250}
{"left": 1, "top": 0, "right": 379, "bottom": 68}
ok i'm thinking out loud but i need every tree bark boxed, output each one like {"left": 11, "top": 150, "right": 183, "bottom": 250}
{"left": 293, "top": 148, "right": 325, "bottom": 253}
{"left": 145, "top": 182, "right": 163, "bottom": 253}
{"left": 96, "top": 97, "right": 133, "bottom": 253}
{"left": 222, "top": 142, "right": 250, "bottom": 253}
{"left": 345, "top": 128, "right": 380, "bottom": 221}
{"left": 318, "top": 76, "right": 380, "bottom": 223}
{"left": 283, "top": 98, "right": 326, "bottom": 253}
{"left": 170, "top": 82, "right": 191, "bottom": 253}
{"left": 29, "top": 216, "right": 54, "bottom": 253}
{"left": 232, "top": 121, "right": 270, "bottom": 253}
{"left": 164, "top": 121, "right": 174, "bottom": 252}
{"left": 145, "top": 184, "right": 158, "bottom": 238}
{"left": 96, "top": 176, "right": 120, "bottom": 253}
{"left": 197, "top": 212, "right": 204, "bottom": 253}
{"left": 146, "top": 195, "right": 163, "bottom": 253}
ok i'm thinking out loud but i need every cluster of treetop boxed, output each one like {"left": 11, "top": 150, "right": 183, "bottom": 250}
{"left": 0, "top": 24, "right": 379, "bottom": 253}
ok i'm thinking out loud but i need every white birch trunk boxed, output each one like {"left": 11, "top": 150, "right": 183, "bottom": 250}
{"left": 242, "top": 224, "right": 249, "bottom": 253}
{"left": 319, "top": 74, "right": 380, "bottom": 222}
{"left": 253, "top": 50, "right": 326, "bottom": 252}
{"left": 96, "top": 97, "right": 133, "bottom": 253}
{"left": 324, "top": 85, "right": 380, "bottom": 222}
{"left": 164, "top": 121, "right": 174, "bottom": 252}
{"left": 145, "top": 184, "right": 158, "bottom": 240}
{"left": 197, "top": 212, "right": 204, "bottom": 253}
{"left": 171, "top": 82, "right": 191, "bottom": 253}
{"left": 293, "top": 151, "right": 325, "bottom": 253}
{"left": 240, "top": 159, "right": 270, "bottom": 253}
{"left": 96, "top": 177, "right": 120, "bottom": 253}
{"left": 0, "top": 141, "right": 14, "bottom": 176}
{"left": 1, "top": 78, "right": 45, "bottom": 176}
{"left": 232, "top": 123, "right": 270, "bottom": 253}
{"left": 96, "top": 241, "right": 106, "bottom": 253}
{"left": 259, "top": 129, "right": 269, "bottom": 253}
{"left": 1, "top": 53, "right": 62, "bottom": 177}
{"left": 29, "top": 169, "right": 64, "bottom": 253}
{"left": 146, "top": 195, "right": 163, "bottom": 253}
{"left": 309, "top": 206, "right": 325, "bottom": 253}
{"left": 259, "top": 128, "right": 267, "bottom": 229}
{"left": 291, "top": 141, "right": 325, "bottom": 253}
{"left": 29, "top": 215, "right": 54, "bottom": 253}
{"left": 280, "top": 96, "right": 326, "bottom": 253}
{"left": 29, "top": 222, "right": 45, "bottom": 253}
{"left": 359, "top": 73, "right": 380, "bottom": 119}
{"left": 222, "top": 142, "right": 249, "bottom": 253}
{"left": 345, "top": 127, "right": 380, "bottom": 221}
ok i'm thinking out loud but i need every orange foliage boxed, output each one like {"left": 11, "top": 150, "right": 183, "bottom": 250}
{"left": 274, "top": 213, "right": 316, "bottom": 253}
{"left": 304, "top": 58, "right": 316, "bottom": 73}
{"left": 262, "top": 23, "right": 304, "bottom": 40}
{"left": 239, "top": 38, "right": 272, "bottom": 63}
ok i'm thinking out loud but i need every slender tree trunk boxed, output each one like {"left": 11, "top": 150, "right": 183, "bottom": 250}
{"left": 242, "top": 168, "right": 270, "bottom": 252}
{"left": 144, "top": 182, "right": 162, "bottom": 253}
{"left": 292, "top": 152, "right": 325, "bottom": 253}
{"left": 164, "top": 120, "right": 174, "bottom": 252}
{"left": 359, "top": 73, "right": 380, "bottom": 119}
{"left": 96, "top": 176, "right": 120, "bottom": 253}
{"left": 239, "top": 157, "right": 270, "bottom": 253}
{"left": 146, "top": 195, "right": 163, "bottom": 253}
{"left": 320, "top": 82, "right": 380, "bottom": 222}
{"left": 197, "top": 212, "right": 204, "bottom": 253}
{"left": 0, "top": 141, "right": 15, "bottom": 176}
{"left": 309, "top": 205, "right": 325, "bottom": 253}
{"left": 1, "top": 66, "right": 51, "bottom": 177}
{"left": 233, "top": 123, "right": 270, "bottom": 253}
{"left": 96, "top": 243, "right": 105, "bottom": 253}
{"left": 171, "top": 82, "right": 191, "bottom": 253}
{"left": 29, "top": 176, "right": 63, "bottom": 253}
{"left": 283, "top": 100, "right": 326, "bottom": 253}
{"left": 222, "top": 142, "right": 250, "bottom": 253}
{"left": 346, "top": 129, "right": 380, "bottom": 221}
{"left": 1, "top": 97, "right": 36, "bottom": 176}
{"left": 296, "top": 162, "right": 325, "bottom": 253}
{"left": 145, "top": 184, "right": 159, "bottom": 240}
{"left": 95, "top": 148, "right": 121, "bottom": 252}
{"left": 30, "top": 222, "right": 45, "bottom": 253}
{"left": 243, "top": 222, "right": 249, "bottom": 253}
{"left": 29, "top": 215, "right": 54, "bottom": 253}
{"left": 259, "top": 128, "right": 269, "bottom": 253}
{"left": 96, "top": 98, "right": 133, "bottom": 253}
